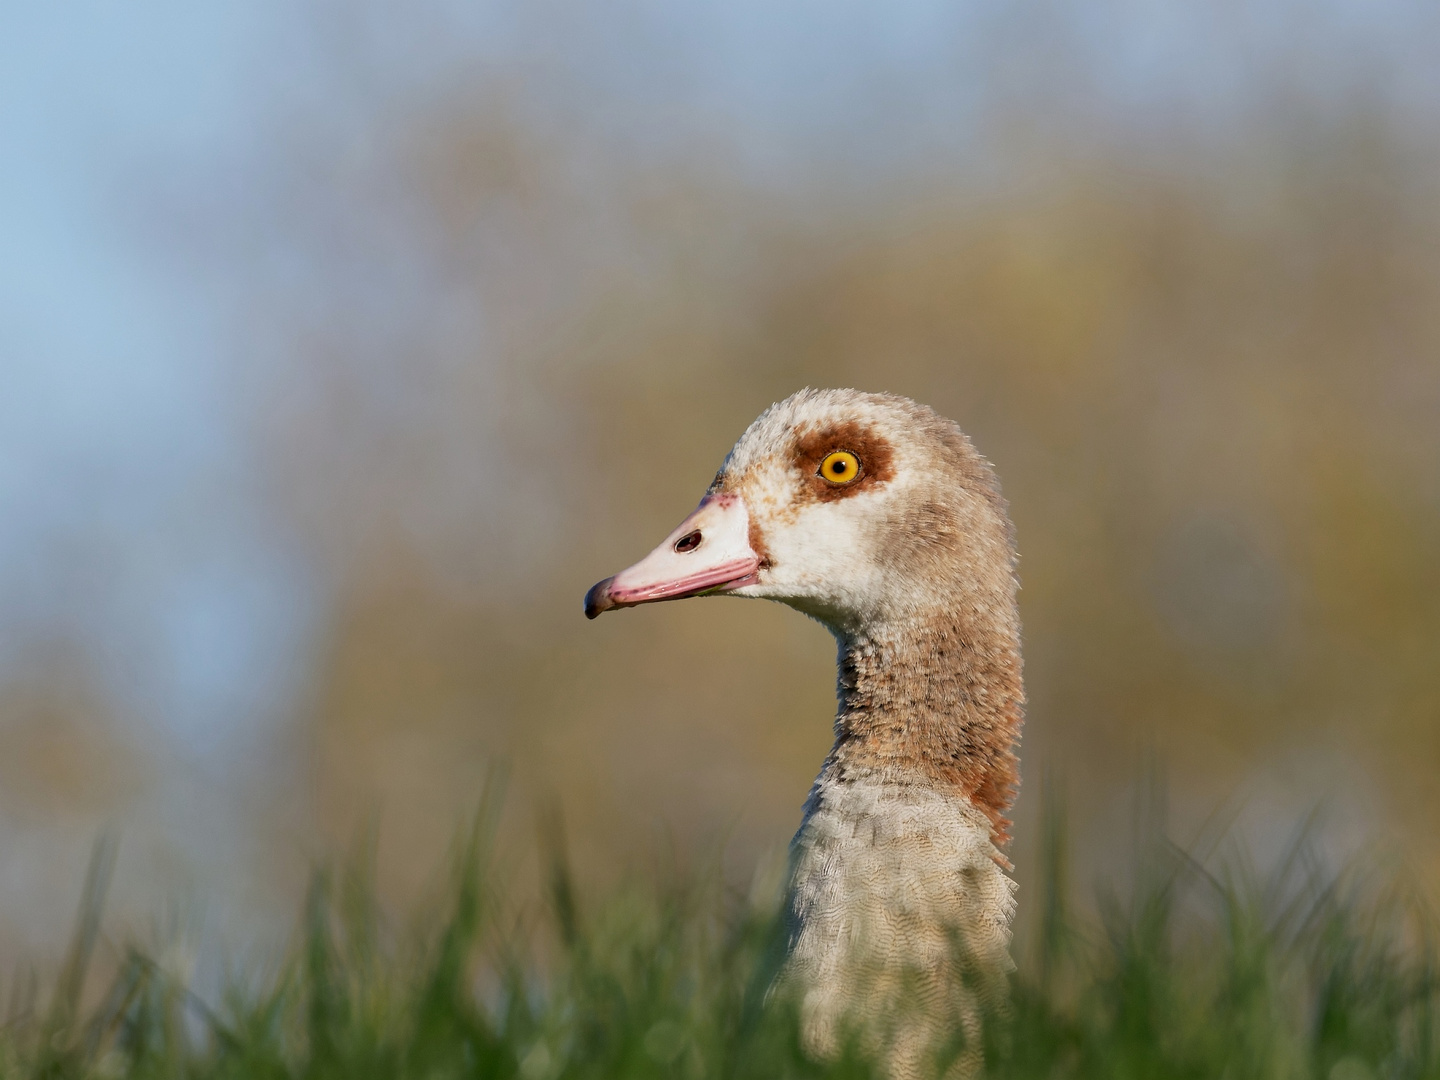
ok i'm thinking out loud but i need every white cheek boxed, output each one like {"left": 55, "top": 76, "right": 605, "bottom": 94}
{"left": 747, "top": 497, "right": 891, "bottom": 621}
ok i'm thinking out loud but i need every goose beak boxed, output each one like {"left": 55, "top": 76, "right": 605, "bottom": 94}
{"left": 585, "top": 493, "right": 761, "bottom": 619}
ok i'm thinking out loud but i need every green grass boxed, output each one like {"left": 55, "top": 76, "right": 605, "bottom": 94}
{"left": 6, "top": 784, "right": 1439, "bottom": 1080}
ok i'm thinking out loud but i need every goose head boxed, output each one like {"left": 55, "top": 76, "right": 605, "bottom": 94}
{"left": 584, "top": 387, "right": 1016, "bottom": 641}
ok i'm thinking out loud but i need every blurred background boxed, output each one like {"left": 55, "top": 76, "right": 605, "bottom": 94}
{"left": 3, "top": 0, "right": 1439, "bottom": 970}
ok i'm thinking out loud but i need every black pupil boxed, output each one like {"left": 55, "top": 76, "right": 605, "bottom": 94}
{"left": 831, "top": 459, "right": 846, "bottom": 474}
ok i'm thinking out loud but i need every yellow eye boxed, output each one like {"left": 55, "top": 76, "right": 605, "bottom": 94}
{"left": 819, "top": 450, "right": 861, "bottom": 485}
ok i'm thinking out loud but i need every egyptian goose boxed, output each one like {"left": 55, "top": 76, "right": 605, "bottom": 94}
{"left": 585, "top": 389, "right": 1024, "bottom": 1074}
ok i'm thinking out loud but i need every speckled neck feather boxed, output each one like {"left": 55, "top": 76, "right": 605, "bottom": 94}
{"left": 827, "top": 603, "right": 1024, "bottom": 849}
{"left": 789, "top": 591, "right": 1024, "bottom": 1074}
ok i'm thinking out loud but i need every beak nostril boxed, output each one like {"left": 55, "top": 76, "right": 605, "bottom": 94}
{"left": 674, "top": 530, "right": 703, "bottom": 554}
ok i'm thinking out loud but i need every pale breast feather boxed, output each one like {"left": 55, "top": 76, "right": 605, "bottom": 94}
{"left": 783, "top": 775, "right": 1016, "bottom": 1069}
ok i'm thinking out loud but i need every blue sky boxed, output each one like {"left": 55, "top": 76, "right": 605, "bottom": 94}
{"left": 0, "top": 3, "right": 314, "bottom": 761}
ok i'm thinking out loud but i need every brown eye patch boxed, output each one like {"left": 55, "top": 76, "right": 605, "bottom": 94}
{"left": 793, "top": 420, "right": 896, "bottom": 502}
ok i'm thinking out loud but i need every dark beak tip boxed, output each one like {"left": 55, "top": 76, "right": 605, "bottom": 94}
{"left": 584, "top": 577, "right": 615, "bottom": 620}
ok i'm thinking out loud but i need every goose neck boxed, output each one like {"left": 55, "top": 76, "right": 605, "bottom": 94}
{"left": 826, "top": 604, "right": 1024, "bottom": 844}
